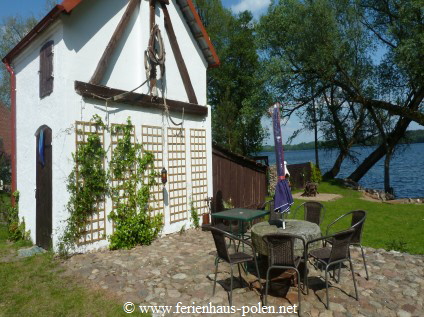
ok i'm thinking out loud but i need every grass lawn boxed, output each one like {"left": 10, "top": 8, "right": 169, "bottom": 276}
{"left": 290, "top": 180, "right": 424, "bottom": 254}
{"left": 0, "top": 223, "right": 149, "bottom": 317}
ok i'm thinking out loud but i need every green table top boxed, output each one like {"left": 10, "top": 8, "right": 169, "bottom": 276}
{"left": 211, "top": 208, "right": 269, "bottom": 222}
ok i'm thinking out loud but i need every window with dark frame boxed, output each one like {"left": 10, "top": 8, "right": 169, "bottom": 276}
{"left": 39, "top": 40, "right": 54, "bottom": 98}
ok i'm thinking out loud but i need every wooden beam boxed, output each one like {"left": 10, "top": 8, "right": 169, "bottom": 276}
{"left": 161, "top": 3, "right": 198, "bottom": 104}
{"left": 89, "top": 0, "right": 140, "bottom": 85}
{"left": 75, "top": 81, "right": 208, "bottom": 116}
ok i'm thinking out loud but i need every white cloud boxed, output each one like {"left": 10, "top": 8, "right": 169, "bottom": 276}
{"left": 231, "top": 0, "right": 271, "bottom": 17}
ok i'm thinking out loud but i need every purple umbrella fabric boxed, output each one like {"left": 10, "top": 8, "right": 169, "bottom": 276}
{"left": 272, "top": 103, "right": 293, "bottom": 214}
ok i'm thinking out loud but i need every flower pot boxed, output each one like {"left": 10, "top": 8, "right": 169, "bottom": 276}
{"left": 202, "top": 213, "right": 210, "bottom": 225}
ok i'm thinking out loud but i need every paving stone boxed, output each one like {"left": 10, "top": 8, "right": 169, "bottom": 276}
{"left": 60, "top": 228, "right": 424, "bottom": 317}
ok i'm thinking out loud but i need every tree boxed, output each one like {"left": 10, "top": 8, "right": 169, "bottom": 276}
{"left": 1, "top": 15, "right": 38, "bottom": 107}
{"left": 195, "top": 0, "right": 270, "bottom": 155}
{"left": 258, "top": 0, "right": 423, "bottom": 184}
{"left": 1, "top": 1, "right": 56, "bottom": 106}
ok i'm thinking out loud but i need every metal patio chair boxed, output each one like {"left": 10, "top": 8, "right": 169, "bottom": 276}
{"left": 260, "top": 199, "right": 284, "bottom": 223}
{"left": 262, "top": 233, "right": 307, "bottom": 316}
{"left": 293, "top": 201, "right": 326, "bottom": 226}
{"left": 203, "top": 225, "right": 262, "bottom": 306}
{"left": 325, "top": 210, "right": 369, "bottom": 280}
{"left": 306, "top": 229, "right": 359, "bottom": 309}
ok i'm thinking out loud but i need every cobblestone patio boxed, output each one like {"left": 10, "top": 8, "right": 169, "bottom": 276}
{"left": 63, "top": 228, "right": 424, "bottom": 316}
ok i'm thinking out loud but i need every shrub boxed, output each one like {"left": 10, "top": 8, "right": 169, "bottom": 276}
{"left": 310, "top": 163, "right": 322, "bottom": 183}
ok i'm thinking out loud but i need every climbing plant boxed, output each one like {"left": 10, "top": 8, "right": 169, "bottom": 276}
{"left": 108, "top": 118, "right": 163, "bottom": 250}
{"left": 59, "top": 115, "right": 108, "bottom": 255}
{"left": 7, "top": 190, "right": 31, "bottom": 242}
{"left": 190, "top": 199, "right": 199, "bottom": 229}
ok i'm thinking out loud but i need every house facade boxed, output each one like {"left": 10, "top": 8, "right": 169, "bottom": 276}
{"left": 2, "top": 0, "right": 219, "bottom": 252}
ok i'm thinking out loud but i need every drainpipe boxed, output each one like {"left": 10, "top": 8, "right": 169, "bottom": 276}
{"left": 4, "top": 61, "right": 17, "bottom": 206}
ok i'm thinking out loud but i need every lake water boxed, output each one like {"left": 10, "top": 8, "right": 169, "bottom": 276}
{"left": 259, "top": 142, "right": 424, "bottom": 198}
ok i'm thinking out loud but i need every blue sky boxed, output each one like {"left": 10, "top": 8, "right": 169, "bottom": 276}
{"left": 3, "top": 0, "right": 419, "bottom": 145}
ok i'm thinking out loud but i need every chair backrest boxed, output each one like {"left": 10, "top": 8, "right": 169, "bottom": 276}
{"left": 350, "top": 210, "right": 366, "bottom": 244}
{"left": 262, "top": 233, "right": 304, "bottom": 267}
{"left": 260, "top": 199, "right": 282, "bottom": 221}
{"left": 303, "top": 201, "right": 325, "bottom": 225}
{"left": 207, "top": 226, "right": 231, "bottom": 262}
{"left": 329, "top": 229, "right": 355, "bottom": 263}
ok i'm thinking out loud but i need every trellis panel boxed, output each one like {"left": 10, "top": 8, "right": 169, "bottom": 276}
{"left": 110, "top": 124, "right": 136, "bottom": 230}
{"left": 142, "top": 125, "right": 164, "bottom": 217}
{"left": 167, "top": 128, "right": 187, "bottom": 223}
{"left": 75, "top": 121, "right": 106, "bottom": 244}
{"left": 190, "top": 129, "right": 208, "bottom": 216}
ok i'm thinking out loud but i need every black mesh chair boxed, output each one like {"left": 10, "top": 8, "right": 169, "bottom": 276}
{"left": 203, "top": 225, "right": 262, "bottom": 306}
{"left": 260, "top": 199, "right": 283, "bottom": 222}
{"left": 293, "top": 201, "right": 326, "bottom": 226}
{"left": 306, "top": 229, "right": 358, "bottom": 309}
{"left": 325, "top": 210, "right": 369, "bottom": 280}
{"left": 262, "top": 233, "right": 307, "bottom": 315}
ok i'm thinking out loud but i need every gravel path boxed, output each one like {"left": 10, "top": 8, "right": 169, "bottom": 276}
{"left": 63, "top": 228, "right": 424, "bottom": 317}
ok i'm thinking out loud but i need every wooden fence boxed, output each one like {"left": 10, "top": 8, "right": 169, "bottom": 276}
{"left": 212, "top": 144, "right": 267, "bottom": 211}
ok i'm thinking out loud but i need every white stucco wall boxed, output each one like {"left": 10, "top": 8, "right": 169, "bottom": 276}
{"left": 12, "top": 0, "right": 212, "bottom": 253}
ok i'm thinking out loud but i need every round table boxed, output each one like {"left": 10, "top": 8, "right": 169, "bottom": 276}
{"left": 251, "top": 219, "right": 322, "bottom": 257}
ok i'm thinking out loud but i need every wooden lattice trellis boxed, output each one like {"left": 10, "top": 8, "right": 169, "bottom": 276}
{"left": 110, "top": 124, "right": 136, "bottom": 230}
{"left": 190, "top": 129, "right": 208, "bottom": 216}
{"left": 142, "top": 125, "right": 164, "bottom": 217}
{"left": 75, "top": 121, "right": 106, "bottom": 244}
{"left": 168, "top": 128, "right": 187, "bottom": 223}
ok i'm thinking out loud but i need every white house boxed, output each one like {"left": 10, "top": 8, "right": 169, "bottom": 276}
{"left": 2, "top": 0, "right": 219, "bottom": 252}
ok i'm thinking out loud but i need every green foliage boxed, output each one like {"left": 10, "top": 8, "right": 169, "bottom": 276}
{"left": 190, "top": 200, "right": 200, "bottom": 229}
{"left": 108, "top": 118, "right": 163, "bottom": 250}
{"left": 0, "top": 15, "right": 38, "bottom": 106}
{"left": 0, "top": 225, "right": 135, "bottom": 317}
{"left": 60, "top": 116, "right": 163, "bottom": 253}
{"left": 6, "top": 191, "right": 31, "bottom": 242}
{"left": 385, "top": 239, "right": 408, "bottom": 253}
{"left": 59, "top": 116, "right": 108, "bottom": 255}
{"left": 310, "top": 163, "right": 322, "bottom": 183}
{"left": 292, "top": 180, "right": 424, "bottom": 254}
{"left": 223, "top": 199, "right": 234, "bottom": 209}
{"left": 0, "top": 148, "right": 11, "bottom": 186}
{"left": 258, "top": 0, "right": 424, "bottom": 181}
{"left": 195, "top": 0, "right": 269, "bottom": 155}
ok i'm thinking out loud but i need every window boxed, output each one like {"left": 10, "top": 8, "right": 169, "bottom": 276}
{"left": 39, "top": 40, "right": 54, "bottom": 98}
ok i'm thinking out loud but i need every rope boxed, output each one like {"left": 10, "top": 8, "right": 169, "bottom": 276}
{"left": 145, "top": 24, "right": 165, "bottom": 82}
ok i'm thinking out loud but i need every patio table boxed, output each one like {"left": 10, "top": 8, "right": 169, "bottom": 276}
{"left": 211, "top": 208, "right": 269, "bottom": 238}
{"left": 251, "top": 219, "right": 322, "bottom": 257}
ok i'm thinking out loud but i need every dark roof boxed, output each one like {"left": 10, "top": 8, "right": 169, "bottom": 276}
{"left": 2, "top": 0, "right": 220, "bottom": 68}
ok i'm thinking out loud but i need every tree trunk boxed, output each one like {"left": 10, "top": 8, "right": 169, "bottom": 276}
{"left": 323, "top": 150, "right": 347, "bottom": 180}
{"left": 348, "top": 117, "right": 411, "bottom": 182}
{"left": 384, "top": 145, "right": 395, "bottom": 194}
{"left": 313, "top": 101, "right": 320, "bottom": 169}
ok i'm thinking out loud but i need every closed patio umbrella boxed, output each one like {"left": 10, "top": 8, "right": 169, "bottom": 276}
{"left": 272, "top": 103, "right": 293, "bottom": 229}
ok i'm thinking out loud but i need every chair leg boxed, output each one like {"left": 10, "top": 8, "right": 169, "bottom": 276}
{"left": 295, "top": 268, "right": 301, "bottom": 316}
{"left": 253, "top": 256, "right": 263, "bottom": 298}
{"left": 325, "top": 266, "right": 330, "bottom": 310}
{"left": 360, "top": 245, "right": 370, "bottom": 280}
{"left": 304, "top": 261, "right": 309, "bottom": 295}
{"left": 213, "top": 258, "right": 219, "bottom": 296}
{"left": 349, "top": 259, "right": 359, "bottom": 301}
{"left": 237, "top": 263, "right": 242, "bottom": 287}
{"left": 230, "top": 264, "right": 234, "bottom": 306}
{"left": 337, "top": 263, "right": 341, "bottom": 283}
{"left": 264, "top": 267, "right": 272, "bottom": 306}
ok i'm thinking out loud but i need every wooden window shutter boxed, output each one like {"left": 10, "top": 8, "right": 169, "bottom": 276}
{"left": 39, "top": 40, "right": 54, "bottom": 98}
